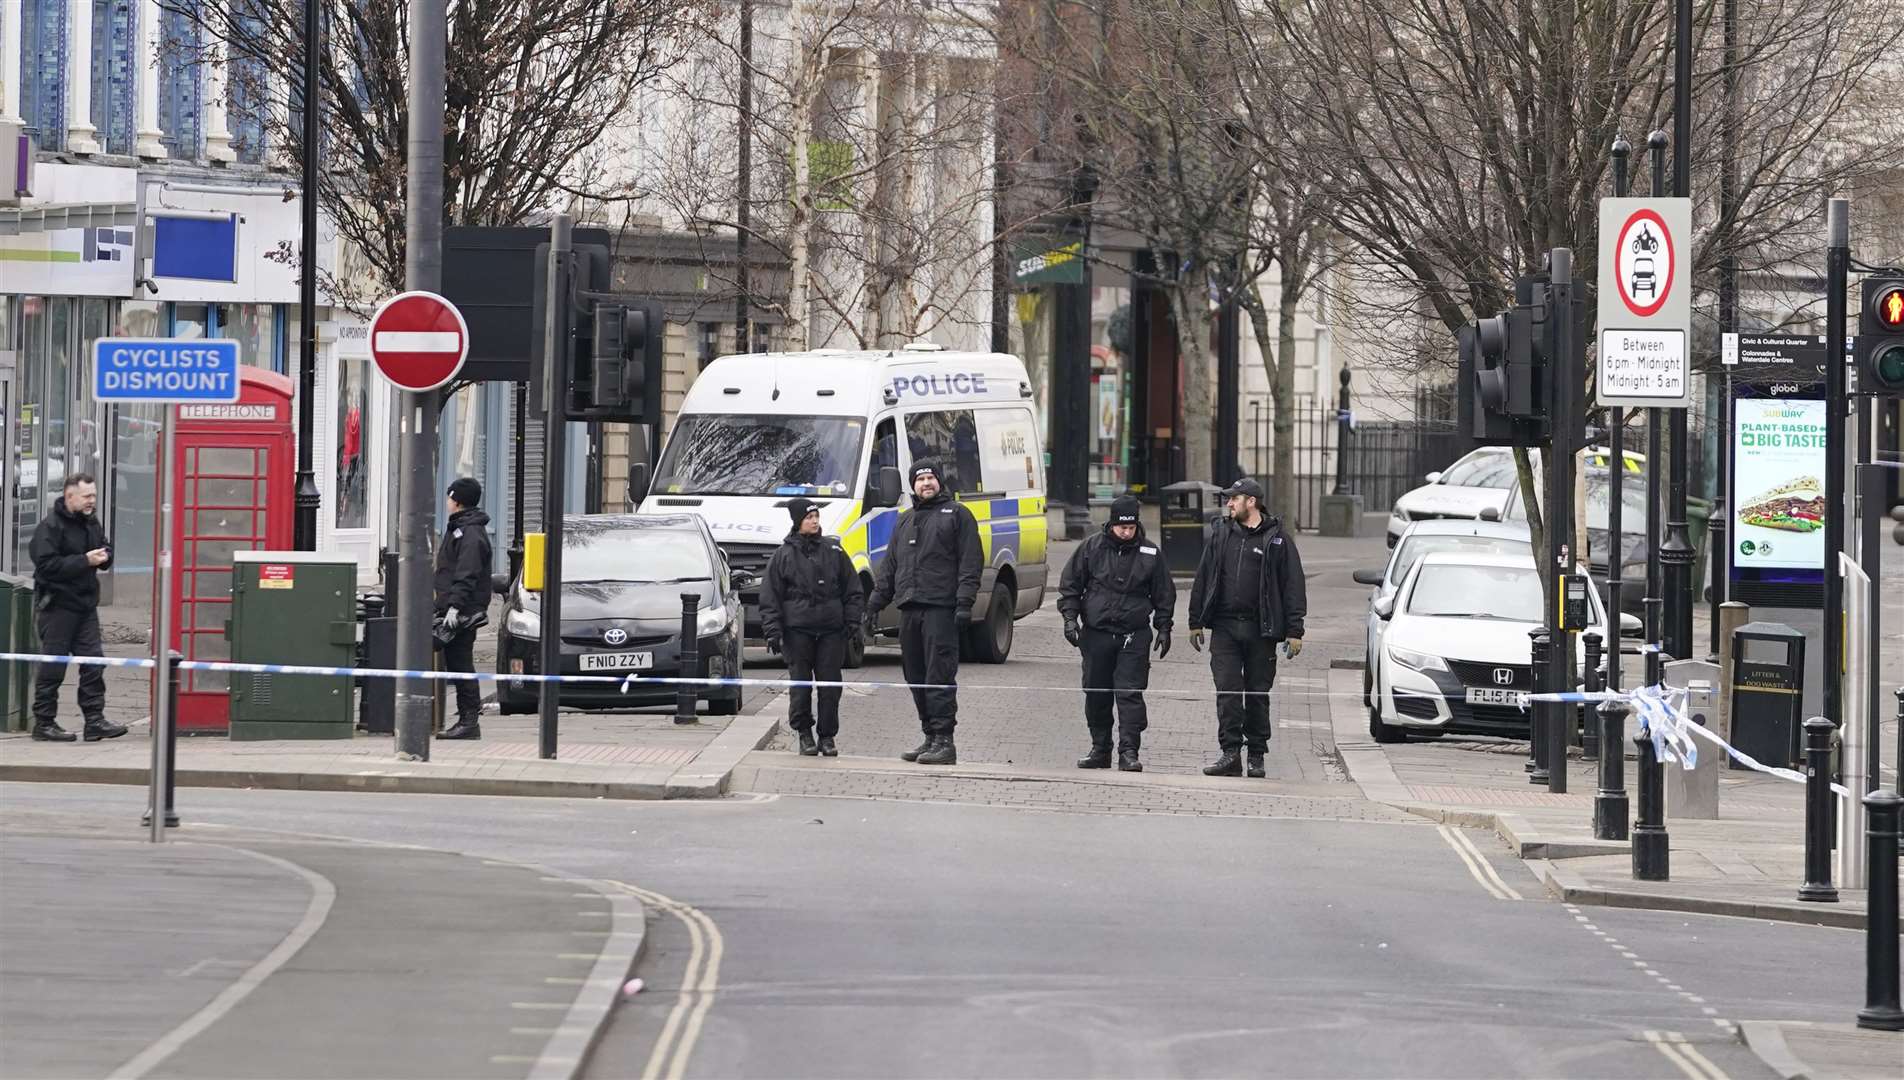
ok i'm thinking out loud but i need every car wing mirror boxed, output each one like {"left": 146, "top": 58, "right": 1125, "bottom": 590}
{"left": 873, "top": 466, "right": 904, "bottom": 508}
{"left": 491, "top": 573, "right": 513, "bottom": 595}
{"left": 1352, "top": 569, "right": 1384, "bottom": 586}
{"left": 1424, "top": 471, "right": 1443, "bottom": 484}
{"left": 1373, "top": 596, "right": 1396, "bottom": 621}
{"left": 1620, "top": 612, "right": 1643, "bottom": 637}
{"left": 628, "top": 461, "right": 652, "bottom": 507}
{"left": 731, "top": 569, "right": 759, "bottom": 591}
{"left": 1479, "top": 506, "right": 1501, "bottom": 522}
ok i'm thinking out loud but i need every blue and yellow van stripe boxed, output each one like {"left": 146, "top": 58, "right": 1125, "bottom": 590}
{"left": 841, "top": 494, "right": 1047, "bottom": 578}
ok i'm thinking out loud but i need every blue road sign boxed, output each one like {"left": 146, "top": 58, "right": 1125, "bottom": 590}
{"left": 93, "top": 338, "right": 242, "bottom": 403}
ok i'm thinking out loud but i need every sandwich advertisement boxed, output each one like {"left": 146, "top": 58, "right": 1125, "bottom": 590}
{"left": 1732, "top": 397, "right": 1827, "bottom": 572}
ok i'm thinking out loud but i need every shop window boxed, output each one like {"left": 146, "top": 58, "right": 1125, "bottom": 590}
{"left": 20, "top": 1, "right": 66, "bottom": 148}
{"left": 213, "top": 303, "right": 275, "bottom": 369}
{"left": 334, "top": 356, "right": 369, "bottom": 529}
{"left": 89, "top": 0, "right": 138, "bottom": 155}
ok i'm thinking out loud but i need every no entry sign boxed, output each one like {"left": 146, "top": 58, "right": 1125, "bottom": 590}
{"left": 1596, "top": 197, "right": 1693, "bottom": 409}
{"left": 369, "top": 291, "right": 469, "bottom": 392}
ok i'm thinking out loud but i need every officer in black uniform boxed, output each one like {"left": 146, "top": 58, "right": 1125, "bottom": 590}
{"left": 1187, "top": 478, "right": 1307, "bottom": 778}
{"left": 760, "top": 497, "right": 864, "bottom": 757}
{"left": 1057, "top": 494, "right": 1175, "bottom": 772}
{"left": 435, "top": 477, "right": 493, "bottom": 740}
{"left": 28, "top": 473, "right": 125, "bottom": 742}
{"left": 866, "top": 459, "right": 981, "bottom": 766}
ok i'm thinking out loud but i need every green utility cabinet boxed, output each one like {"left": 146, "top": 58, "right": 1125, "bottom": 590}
{"left": 227, "top": 552, "right": 358, "bottom": 740}
{"left": 0, "top": 573, "right": 35, "bottom": 732}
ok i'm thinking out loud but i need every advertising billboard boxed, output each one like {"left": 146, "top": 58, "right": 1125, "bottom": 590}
{"left": 1731, "top": 396, "right": 1826, "bottom": 577}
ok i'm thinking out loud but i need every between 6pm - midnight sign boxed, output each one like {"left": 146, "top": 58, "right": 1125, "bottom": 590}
{"left": 1596, "top": 197, "right": 1693, "bottom": 409}
{"left": 93, "top": 338, "right": 243, "bottom": 403}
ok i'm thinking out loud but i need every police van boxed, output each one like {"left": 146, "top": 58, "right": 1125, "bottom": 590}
{"left": 635, "top": 345, "right": 1049, "bottom": 665}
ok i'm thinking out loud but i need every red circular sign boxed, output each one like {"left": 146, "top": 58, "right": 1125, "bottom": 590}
{"left": 1613, "top": 208, "right": 1675, "bottom": 319}
{"left": 369, "top": 291, "right": 469, "bottom": 392}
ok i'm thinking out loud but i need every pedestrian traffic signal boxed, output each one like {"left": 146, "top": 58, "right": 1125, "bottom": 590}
{"left": 576, "top": 300, "right": 664, "bottom": 425}
{"left": 1854, "top": 274, "right": 1904, "bottom": 397}
{"left": 1459, "top": 323, "right": 1516, "bottom": 444}
{"left": 1462, "top": 273, "right": 1553, "bottom": 445}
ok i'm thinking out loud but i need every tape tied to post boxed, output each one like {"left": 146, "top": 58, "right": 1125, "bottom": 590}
{"left": 1529, "top": 683, "right": 1849, "bottom": 796}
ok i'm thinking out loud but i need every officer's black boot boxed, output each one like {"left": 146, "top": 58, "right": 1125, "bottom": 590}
{"left": 797, "top": 729, "right": 818, "bottom": 756}
{"left": 1076, "top": 738, "right": 1112, "bottom": 769}
{"left": 1246, "top": 751, "right": 1266, "bottom": 778}
{"left": 900, "top": 736, "right": 933, "bottom": 762}
{"left": 1117, "top": 734, "right": 1143, "bottom": 772}
{"left": 439, "top": 718, "right": 481, "bottom": 740}
{"left": 31, "top": 721, "right": 76, "bottom": 743}
{"left": 916, "top": 734, "right": 957, "bottom": 766}
{"left": 1202, "top": 750, "right": 1242, "bottom": 776}
{"left": 84, "top": 719, "right": 128, "bottom": 741}
{"left": 817, "top": 736, "right": 837, "bottom": 757}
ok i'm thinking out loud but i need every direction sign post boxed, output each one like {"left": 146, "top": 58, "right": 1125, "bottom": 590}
{"left": 94, "top": 338, "right": 243, "bottom": 844}
{"left": 1597, "top": 198, "right": 1694, "bottom": 410}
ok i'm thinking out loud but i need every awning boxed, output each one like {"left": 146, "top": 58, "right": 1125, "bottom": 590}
{"left": 0, "top": 202, "right": 139, "bottom": 236}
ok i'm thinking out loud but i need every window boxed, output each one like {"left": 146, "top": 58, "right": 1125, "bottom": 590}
{"left": 335, "top": 357, "right": 368, "bottom": 529}
{"left": 699, "top": 323, "right": 719, "bottom": 369}
{"left": 90, "top": 0, "right": 137, "bottom": 155}
{"left": 1406, "top": 563, "right": 1543, "bottom": 622}
{"left": 213, "top": 303, "right": 275, "bottom": 369}
{"left": 1388, "top": 534, "right": 1532, "bottom": 587}
{"left": 158, "top": 7, "right": 203, "bottom": 159}
{"left": 974, "top": 407, "right": 1039, "bottom": 493}
{"left": 864, "top": 417, "right": 897, "bottom": 503}
{"left": 904, "top": 409, "right": 982, "bottom": 496}
{"left": 653, "top": 414, "right": 866, "bottom": 496}
{"left": 1438, "top": 450, "right": 1518, "bottom": 489}
{"left": 21, "top": 1, "right": 66, "bottom": 148}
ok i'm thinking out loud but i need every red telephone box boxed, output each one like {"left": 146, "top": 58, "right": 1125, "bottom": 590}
{"left": 158, "top": 369, "right": 296, "bottom": 732}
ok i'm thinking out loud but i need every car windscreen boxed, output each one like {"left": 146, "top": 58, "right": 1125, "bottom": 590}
{"left": 1389, "top": 535, "right": 1534, "bottom": 586}
{"left": 1585, "top": 471, "right": 1650, "bottom": 533}
{"left": 1437, "top": 452, "right": 1519, "bottom": 489}
{"left": 564, "top": 528, "right": 712, "bottom": 583}
{"left": 654, "top": 414, "right": 866, "bottom": 497}
{"left": 1406, "top": 563, "right": 1543, "bottom": 621}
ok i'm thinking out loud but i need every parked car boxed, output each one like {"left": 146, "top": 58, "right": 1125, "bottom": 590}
{"left": 1351, "top": 519, "right": 1534, "bottom": 708}
{"left": 495, "top": 514, "right": 746, "bottom": 716}
{"left": 1368, "top": 551, "right": 1640, "bottom": 743}
{"left": 1385, "top": 447, "right": 1521, "bottom": 547}
{"left": 1500, "top": 451, "right": 1652, "bottom": 615}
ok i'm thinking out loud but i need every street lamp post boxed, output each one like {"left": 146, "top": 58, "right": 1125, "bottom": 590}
{"left": 1332, "top": 366, "right": 1352, "bottom": 496}
{"left": 292, "top": 0, "right": 322, "bottom": 549}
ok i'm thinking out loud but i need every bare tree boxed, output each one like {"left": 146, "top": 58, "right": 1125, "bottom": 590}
{"left": 166, "top": 0, "right": 695, "bottom": 306}
{"left": 640, "top": 0, "right": 999, "bottom": 350}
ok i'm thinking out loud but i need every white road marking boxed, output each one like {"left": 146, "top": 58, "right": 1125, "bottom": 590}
{"left": 108, "top": 847, "right": 337, "bottom": 1080}
{"left": 1437, "top": 825, "right": 1518, "bottom": 901}
{"left": 1449, "top": 828, "right": 1524, "bottom": 900}
{"left": 613, "top": 881, "right": 726, "bottom": 1080}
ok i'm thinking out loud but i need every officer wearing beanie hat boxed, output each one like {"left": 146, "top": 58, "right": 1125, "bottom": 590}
{"left": 1056, "top": 494, "right": 1176, "bottom": 771}
{"left": 865, "top": 458, "right": 982, "bottom": 765}
{"left": 759, "top": 497, "right": 863, "bottom": 756}
{"left": 435, "top": 477, "right": 493, "bottom": 739}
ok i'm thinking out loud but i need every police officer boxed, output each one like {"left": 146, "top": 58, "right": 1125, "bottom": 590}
{"left": 1058, "top": 494, "right": 1175, "bottom": 772}
{"left": 1187, "top": 478, "right": 1306, "bottom": 778}
{"left": 760, "top": 498, "right": 864, "bottom": 757}
{"left": 435, "top": 477, "right": 493, "bottom": 740}
{"left": 28, "top": 474, "right": 125, "bottom": 742}
{"left": 866, "top": 459, "right": 981, "bottom": 766}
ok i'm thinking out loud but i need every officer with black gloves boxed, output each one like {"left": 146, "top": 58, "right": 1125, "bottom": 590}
{"left": 865, "top": 459, "right": 981, "bottom": 766}
{"left": 434, "top": 477, "right": 493, "bottom": 740}
{"left": 760, "top": 497, "right": 864, "bottom": 757}
{"left": 1187, "top": 477, "right": 1307, "bottom": 778}
{"left": 1057, "top": 494, "right": 1176, "bottom": 772}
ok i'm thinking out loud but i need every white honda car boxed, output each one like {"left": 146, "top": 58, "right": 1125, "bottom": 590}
{"left": 1353, "top": 519, "right": 1534, "bottom": 707}
{"left": 1384, "top": 448, "right": 1519, "bottom": 547}
{"left": 1369, "top": 551, "right": 1638, "bottom": 743}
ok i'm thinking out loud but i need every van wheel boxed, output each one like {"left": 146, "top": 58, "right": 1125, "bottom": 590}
{"left": 966, "top": 582, "right": 1014, "bottom": 664}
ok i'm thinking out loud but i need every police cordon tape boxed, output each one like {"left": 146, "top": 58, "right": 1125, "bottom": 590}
{"left": 0, "top": 649, "right": 1353, "bottom": 701}
{"left": 1528, "top": 682, "right": 1849, "bottom": 797}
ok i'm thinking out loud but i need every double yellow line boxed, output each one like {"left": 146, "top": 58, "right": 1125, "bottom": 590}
{"left": 610, "top": 881, "right": 724, "bottom": 1080}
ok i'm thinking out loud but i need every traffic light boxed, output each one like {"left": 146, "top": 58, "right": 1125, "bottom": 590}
{"left": 1463, "top": 272, "right": 1555, "bottom": 445}
{"left": 1460, "top": 322, "right": 1516, "bottom": 444}
{"left": 1854, "top": 274, "right": 1904, "bottom": 397}
{"left": 577, "top": 300, "right": 664, "bottom": 424}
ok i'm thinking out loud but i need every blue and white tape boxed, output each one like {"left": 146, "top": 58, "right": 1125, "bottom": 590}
{"left": 1530, "top": 683, "right": 1848, "bottom": 795}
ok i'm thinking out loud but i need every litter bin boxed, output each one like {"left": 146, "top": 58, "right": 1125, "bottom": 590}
{"left": 1729, "top": 621, "right": 1804, "bottom": 769}
{"left": 0, "top": 573, "right": 35, "bottom": 732}
{"left": 1159, "top": 481, "right": 1224, "bottom": 575}
{"left": 227, "top": 552, "right": 359, "bottom": 740}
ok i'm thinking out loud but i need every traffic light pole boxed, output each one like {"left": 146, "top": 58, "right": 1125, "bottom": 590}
{"left": 1823, "top": 199, "right": 1848, "bottom": 737}
{"left": 538, "top": 216, "right": 572, "bottom": 762}
{"left": 1642, "top": 132, "right": 1669, "bottom": 665}
{"left": 1606, "top": 135, "right": 1630, "bottom": 696}
{"left": 394, "top": 0, "right": 447, "bottom": 762}
{"left": 1662, "top": 0, "right": 1696, "bottom": 662}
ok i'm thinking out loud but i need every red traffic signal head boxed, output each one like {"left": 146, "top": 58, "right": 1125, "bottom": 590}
{"left": 1875, "top": 284, "right": 1904, "bottom": 329}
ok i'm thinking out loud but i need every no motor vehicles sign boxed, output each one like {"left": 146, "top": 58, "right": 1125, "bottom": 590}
{"left": 1596, "top": 197, "right": 1692, "bottom": 409}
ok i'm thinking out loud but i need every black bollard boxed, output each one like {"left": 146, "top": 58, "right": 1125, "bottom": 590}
{"left": 142, "top": 650, "right": 182, "bottom": 829}
{"left": 1595, "top": 699, "right": 1630, "bottom": 841}
{"left": 1858, "top": 788, "right": 1904, "bottom": 1030}
{"left": 1799, "top": 717, "right": 1841, "bottom": 902}
{"left": 1529, "top": 629, "right": 1552, "bottom": 785}
{"left": 675, "top": 593, "right": 701, "bottom": 725}
{"left": 1582, "top": 631, "right": 1604, "bottom": 758}
{"left": 1631, "top": 647, "right": 1669, "bottom": 879}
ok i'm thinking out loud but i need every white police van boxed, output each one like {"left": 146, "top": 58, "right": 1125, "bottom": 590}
{"left": 635, "top": 345, "right": 1049, "bottom": 665}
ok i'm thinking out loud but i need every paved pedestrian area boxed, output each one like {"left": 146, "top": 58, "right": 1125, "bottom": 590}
{"left": 0, "top": 807, "right": 642, "bottom": 1080}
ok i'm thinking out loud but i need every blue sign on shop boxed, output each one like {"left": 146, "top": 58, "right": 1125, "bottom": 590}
{"left": 93, "top": 338, "right": 243, "bottom": 403}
